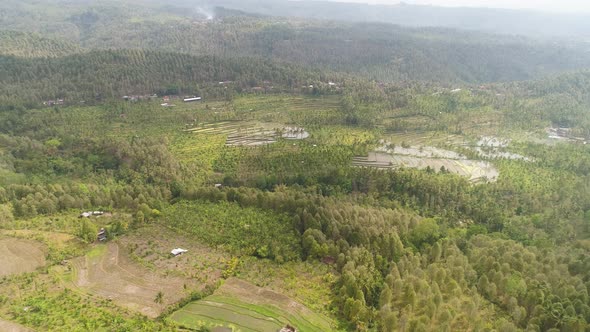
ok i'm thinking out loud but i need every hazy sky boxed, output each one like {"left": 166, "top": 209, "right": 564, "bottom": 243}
{"left": 322, "top": 0, "right": 590, "bottom": 13}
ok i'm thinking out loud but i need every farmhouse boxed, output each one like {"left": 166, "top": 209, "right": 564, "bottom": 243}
{"left": 183, "top": 97, "right": 202, "bottom": 102}
{"left": 43, "top": 99, "right": 65, "bottom": 106}
{"left": 279, "top": 325, "right": 297, "bottom": 332}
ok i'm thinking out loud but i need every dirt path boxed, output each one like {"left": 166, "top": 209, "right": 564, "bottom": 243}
{"left": 0, "top": 238, "right": 46, "bottom": 277}
{"left": 0, "top": 319, "right": 33, "bottom": 332}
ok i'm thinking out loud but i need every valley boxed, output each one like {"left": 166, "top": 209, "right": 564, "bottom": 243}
{"left": 0, "top": 1, "right": 590, "bottom": 331}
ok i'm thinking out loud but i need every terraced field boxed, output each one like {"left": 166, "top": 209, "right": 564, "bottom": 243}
{"left": 169, "top": 278, "right": 336, "bottom": 332}
{"left": 185, "top": 121, "right": 309, "bottom": 146}
{"left": 354, "top": 143, "right": 500, "bottom": 182}
{"left": 0, "top": 237, "right": 46, "bottom": 277}
{"left": 353, "top": 151, "right": 498, "bottom": 181}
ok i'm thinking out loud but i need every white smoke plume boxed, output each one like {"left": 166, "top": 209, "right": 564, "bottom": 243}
{"left": 196, "top": 6, "right": 215, "bottom": 20}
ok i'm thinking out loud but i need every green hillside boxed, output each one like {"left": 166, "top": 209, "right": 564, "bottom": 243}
{"left": 0, "top": 0, "right": 590, "bottom": 331}
{"left": 0, "top": 31, "right": 81, "bottom": 58}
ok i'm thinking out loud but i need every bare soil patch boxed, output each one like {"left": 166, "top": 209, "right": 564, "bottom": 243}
{"left": 218, "top": 278, "right": 306, "bottom": 312}
{"left": 63, "top": 241, "right": 202, "bottom": 318}
{"left": 0, "top": 318, "right": 33, "bottom": 332}
{"left": 0, "top": 237, "right": 46, "bottom": 277}
{"left": 120, "top": 225, "right": 228, "bottom": 283}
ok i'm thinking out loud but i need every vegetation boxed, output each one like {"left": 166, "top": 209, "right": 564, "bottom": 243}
{"left": 169, "top": 277, "right": 336, "bottom": 331}
{"left": 1, "top": 0, "right": 590, "bottom": 331}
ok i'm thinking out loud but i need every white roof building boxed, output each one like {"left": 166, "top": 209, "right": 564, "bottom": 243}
{"left": 183, "top": 97, "right": 202, "bottom": 102}
{"left": 171, "top": 248, "right": 188, "bottom": 256}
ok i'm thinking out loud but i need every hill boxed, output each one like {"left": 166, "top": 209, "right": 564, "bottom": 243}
{"left": 196, "top": 0, "right": 590, "bottom": 39}
{"left": 0, "top": 49, "right": 327, "bottom": 107}
{"left": 0, "top": 31, "right": 81, "bottom": 58}
{"left": 1, "top": 0, "right": 590, "bottom": 84}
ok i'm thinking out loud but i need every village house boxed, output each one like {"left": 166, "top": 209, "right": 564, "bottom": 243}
{"left": 43, "top": 99, "right": 65, "bottom": 106}
{"left": 183, "top": 96, "right": 202, "bottom": 102}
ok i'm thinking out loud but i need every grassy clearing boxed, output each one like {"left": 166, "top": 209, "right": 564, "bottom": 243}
{"left": 162, "top": 200, "right": 301, "bottom": 262}
{"left": 310, "top": 126, "right": 378, "bottom": 146}
{"left": 172, "top": 299, "right": 283, "bottom": 332}
{"left": 121, "top": 224, "right": 227, "bottom": 283}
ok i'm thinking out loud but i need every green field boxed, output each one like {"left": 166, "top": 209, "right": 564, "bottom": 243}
{"left": 169, "top": 279, "right": 336, "bottom": 332}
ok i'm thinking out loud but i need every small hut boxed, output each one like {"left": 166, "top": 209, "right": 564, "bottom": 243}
{"left": 171, "top": 248, "right": 188, "bottom": 257}
{"left": 97, "top": 228, "right": 107, "bottom": 242}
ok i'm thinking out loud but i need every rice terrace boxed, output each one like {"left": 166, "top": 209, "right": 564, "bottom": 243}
{"left": 353, "top": 142, "right": 500, "bottom": 182}
{"left": 185, "top": 121, "right": 309, "bottom": 146}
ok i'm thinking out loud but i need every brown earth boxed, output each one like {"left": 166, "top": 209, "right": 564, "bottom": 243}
{"left": 218, "top": 278, "right": 310, "bottom": 316}
{"left": 119, "top": 225, "right": 227, "bottom": 282}
{"left": 0, "top": 238, "right": 46, "bottom": 277}
{"left": 64, "top": 241, "right": 202, "bottom": 318}
{"left": 0, "top": 319, "right": 33, "bottom": 332}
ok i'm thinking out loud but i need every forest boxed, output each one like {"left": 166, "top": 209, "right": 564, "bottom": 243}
{"left": 0, "top": 0, "right": 590, "bottom": 331}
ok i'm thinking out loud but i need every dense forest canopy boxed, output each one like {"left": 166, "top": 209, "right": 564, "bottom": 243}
{"left": 1, "top": 0, "right": 590, "bottom": 84}
{"left": 192, "top": 0, "right": 590, "bottom": 39}
{"left": 0, "top": 0, "right": 590, "bottom": 331}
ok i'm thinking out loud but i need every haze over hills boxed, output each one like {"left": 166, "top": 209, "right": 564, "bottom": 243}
{"left": 1, "top": 0, "right": 590, "bottom": 331}
{"left": 1, "top": 0, "right": 590, "bottom": 88}
{"left": 192, "top": 0, "right": 590, "bottom": 39}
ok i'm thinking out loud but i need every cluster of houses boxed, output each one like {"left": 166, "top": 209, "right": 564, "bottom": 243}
{"left": 301, "top": 81, "right": 341, "bottom": 93}
{"left": 547, "top": 127, "right": 588, "bottom": 144}
{"left": 122, "top": 94, "right": 203, "bottom": 106}
{"left": 43, "top": 99, "right": 65, "bottom": 107}
{"left": 79, "top": 211, "right": 106, "bottom": 218}
{"left": 122, "top": 94, "right": 158, "bottom": 102}
{"left": 250, "top": 80, "right": 275, "bottom": 93}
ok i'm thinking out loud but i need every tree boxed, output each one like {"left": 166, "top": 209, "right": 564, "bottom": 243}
{"left": 409, "top": 218, "right": 440, "bottom": 249}
{"left": 154, "top": 291, "right": 164, "bottom": 305}
{"left": 0, "top": 204, "right": 14, "bottom": 225}
{"left": 78, "top": 218, "right": 97, "bottom": 243}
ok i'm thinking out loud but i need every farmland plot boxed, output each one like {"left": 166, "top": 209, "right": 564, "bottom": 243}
{"left": 354, "top": 147, "right": 499, "bottom": 182}
{"left": 169, "top": 278, "right": 336, "bottom": 332}
{"left": 0, "top": 237, "right": 46, "bottom": 277}
{"left": 185, "top": 121, "right": 309, "bottom": 146}
{"left": 0, "top": 318, "right": 32, "bottom": 332}
{"left": 58, "top": 242, "right": 201, "bottom": 318}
